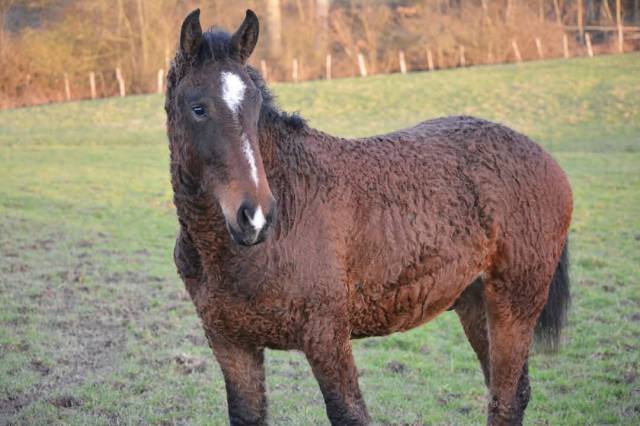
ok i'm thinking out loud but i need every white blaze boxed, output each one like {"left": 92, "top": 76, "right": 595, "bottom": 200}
{"left": 221, "top": 72, "right": 259, "bottom": 188}
{"left": 249, "top": 206, "right": 266, "bottom": 232}
{"left": 221, "top": 72, "right": 246, "bottom": 113}
{"left": 241, "top": 133, "right": 259, "bottom": 187}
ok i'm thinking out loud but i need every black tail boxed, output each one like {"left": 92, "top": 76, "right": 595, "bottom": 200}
{"left": 534, "top": 238, "right": 570, "bottom": 352}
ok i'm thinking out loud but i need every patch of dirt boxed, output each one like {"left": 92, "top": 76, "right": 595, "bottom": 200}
{"left": 0, "top": 393, "right": 37, "bottom": 420}
{"left": 48, "top": 395, "right": 83, "bottom": 408}
{"left": 623, "top": 370, "right": 638, "bottom": 384}
{"left": 1, "top": 228, "right": 152, "bottom": 421}
{"left": 174, "top": 353, "right": 208, "bottom": 374}
{"left": 30, "top": 359, "right": 51, "bottom": 376}
{"left": 386, "top": 360, "right": 406, "bottom": 374}
{"left": 76, "top": 239, "right": 95, "bottom": 248}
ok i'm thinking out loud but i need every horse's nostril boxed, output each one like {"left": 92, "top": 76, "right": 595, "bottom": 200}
{"left": 243, "top": 208, "right": 252, "bottom": 223}
{"left": 236, "top": 202, "right": 256, "bottom": 232}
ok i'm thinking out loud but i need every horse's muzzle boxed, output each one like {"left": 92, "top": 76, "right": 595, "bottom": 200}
{"left": 227, "top": 200, "right": 276, "bottom": 246}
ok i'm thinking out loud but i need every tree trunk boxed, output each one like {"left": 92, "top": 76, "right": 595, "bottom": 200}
{"left": 316, "top": 0, "right": 330, "bottom": 50}
{"left": 266, "top": 0, "right": 283, "bottom": 58}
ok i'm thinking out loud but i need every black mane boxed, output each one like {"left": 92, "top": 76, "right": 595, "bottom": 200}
{"left": 165, "top": 28, "right": 306, "bottom": 132}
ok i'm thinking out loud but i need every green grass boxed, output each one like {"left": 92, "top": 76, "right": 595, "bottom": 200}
{"left": 1, "top": 53, "right": 639, "bottom": 425}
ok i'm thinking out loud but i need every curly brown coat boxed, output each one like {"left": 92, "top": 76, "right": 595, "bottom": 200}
{"left": 166, "top": 10, "right": 572, "bottom": 426}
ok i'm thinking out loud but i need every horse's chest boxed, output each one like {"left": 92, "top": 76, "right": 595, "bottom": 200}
{"left": 192, "top": 275, "right": 303, "bottom": 349}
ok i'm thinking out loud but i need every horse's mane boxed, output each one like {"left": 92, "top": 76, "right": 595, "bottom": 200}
{"left": 165, "top": 29, "right": 306, "bottom": 132}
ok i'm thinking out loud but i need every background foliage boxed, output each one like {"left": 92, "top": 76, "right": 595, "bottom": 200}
{"left": 1, "top": 0, "right": 640, "bottom": 108}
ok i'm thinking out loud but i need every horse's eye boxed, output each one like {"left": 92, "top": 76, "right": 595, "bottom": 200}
{"left": 191, "top": 104, "right": 207, "bottom": 118}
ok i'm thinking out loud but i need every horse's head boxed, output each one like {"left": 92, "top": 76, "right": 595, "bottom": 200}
{"left": 171, "top": 9, "right": 276, "bottom": 246}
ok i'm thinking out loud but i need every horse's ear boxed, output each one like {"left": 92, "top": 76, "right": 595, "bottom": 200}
{"left": 180, "top": 9, "right": 203, "bottom": 58}
{"left": 230, "top": 10, "right": 259, "bottom": 64}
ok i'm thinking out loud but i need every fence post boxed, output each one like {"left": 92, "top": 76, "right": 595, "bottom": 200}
{"left": 459, "top": 45, "right": 466, "bottom": 67}
{"left": 260, "top": 60, "right": 268, "bottom": 81}
{"left": 63, "top": 73, "right": 71, "bottom": 101}
{"left": 292, "top": 58, "right": 299, "bottom": 83}
{"left": 399, "top": 50, "right": 407, "bottom": 74}
{"left": 585, "top": 33, "right": 594, "bottom": 57}
{"left": 115, "top": 67, "right": 126, "bottom": 97}
{"left": 511, "top": 39, "right": 522, "bottom": 63}
{"left": 157, "top": 69, "right": 164, "bottom": 93}
{"left": 563, "top": 34, "right": 570, "bottom": 59}
{"left": 89, "top": 72, "right": 96, "bottom": 99}
{"left": 426, "top": 48, "right": 435, "bottom": 71}
{"left": 325, "top": 54, "right": 332, "bottom": 80}
{"left": 535, "top": 37, "right": 544, "bottom": 60}
{"left": 357, "top": 53, "right": 368, "bottom": 77}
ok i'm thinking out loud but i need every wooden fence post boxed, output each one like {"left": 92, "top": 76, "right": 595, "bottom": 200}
{"left": 563, "top": 34, "right": 570, "bottom": 59}
{"left": 63, "top": 73, "right": 71, "bottom": 101}
{"left": 292, "top": 58, "right": 299, "bottom": 83}
{"left": 89, "top": 72, "right": 96, "bottom": 99}
{"left": 535, "top": 37, "right": 544, "bottom": 60}
{"left": 511, "top": 39, "right": 522, "bottom": 63}
{"left": 357, "top": 53, "right": 367, "bottom": 77}
{"left": 115, "top": 67, "right": 126, "bottom": 97}
{"left": 585, "top": 33, "right": 594, "bottom": 57}
{"left": 399, "top": 50, "right": 407, "bottom": 74}
{"left": 157, "top": 69, "right": 164, "bottom": 94}
{"left": 260, "top": 60, "right": 268, "bottom": 81}
{"left": 426, "top": 48, "right": 435, "bottom": 71}
{"left": 459, "top": 45, "right": 466, "bottom": 67}
{"left": 325, "top": 54, "right": 332, "bottom": 80}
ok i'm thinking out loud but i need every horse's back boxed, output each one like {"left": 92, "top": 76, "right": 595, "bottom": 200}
{"left": 340, "top": 115, "right": 572, "bottom": 337}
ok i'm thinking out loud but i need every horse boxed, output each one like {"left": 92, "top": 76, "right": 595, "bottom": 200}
{"left": 166, "top": 9, "right": 572, "bottom": 426}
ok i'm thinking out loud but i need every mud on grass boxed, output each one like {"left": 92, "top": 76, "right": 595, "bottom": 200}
{"left": 0, "top": 217, "right": 204, "bottom": 424}
{"left": 1, "top": 54, "right": 639, "bottom": 425}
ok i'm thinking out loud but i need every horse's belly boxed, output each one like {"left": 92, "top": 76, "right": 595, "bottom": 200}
{"left": 348, "top": 268, "right": 476, "bottom": 338}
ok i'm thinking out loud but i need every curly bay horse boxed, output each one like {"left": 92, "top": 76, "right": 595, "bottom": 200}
{"left": 166, "top": 9, "right": 572, "bottom": 426}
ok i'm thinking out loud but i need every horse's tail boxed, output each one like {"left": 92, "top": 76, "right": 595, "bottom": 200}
{"left": 534, "top": 238, "right": 570, "bottom": 352}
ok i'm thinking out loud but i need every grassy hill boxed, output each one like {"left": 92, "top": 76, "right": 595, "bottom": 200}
{"left": 1, "top": 54, "right": 639, "bottom": 425}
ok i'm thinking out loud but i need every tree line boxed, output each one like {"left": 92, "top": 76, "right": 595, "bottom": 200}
{"left": 1, "top": 0, "right": 638, "bottom": 109}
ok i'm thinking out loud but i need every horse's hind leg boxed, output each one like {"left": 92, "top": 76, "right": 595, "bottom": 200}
{"left": 454, "top": 278, "right": 491, "bottom": 387}
{"left": 483, "top": 275, "right": 547, "bottom": 426}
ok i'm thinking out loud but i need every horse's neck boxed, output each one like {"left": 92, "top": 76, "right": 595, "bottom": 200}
{"left": 261, "top": 121, "right": 329, "bottom": 196}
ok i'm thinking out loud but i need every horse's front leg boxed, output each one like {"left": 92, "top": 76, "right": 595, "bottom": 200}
{"left": 209, "top": 338, "right": 267, "bottom": 426}
{"left": 303, "top": 316, "right": 369, "bottom": 426}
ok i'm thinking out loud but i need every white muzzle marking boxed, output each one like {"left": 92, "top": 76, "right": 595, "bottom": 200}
{"left": 249, "top": 206, "right": 266, "bottom": 233}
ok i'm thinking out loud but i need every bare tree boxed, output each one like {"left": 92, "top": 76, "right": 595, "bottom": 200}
{"left": 266, "top": 0, "right": 282, "bottom": 58}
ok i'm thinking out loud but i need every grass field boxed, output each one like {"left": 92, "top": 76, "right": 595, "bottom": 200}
{"left": 1, "top": 54, "right": 639, "bottom": 425}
